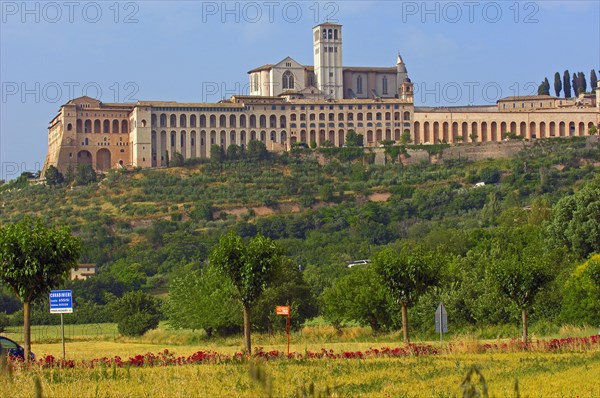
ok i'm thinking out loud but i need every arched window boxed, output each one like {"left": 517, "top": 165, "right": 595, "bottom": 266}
{"left": 190, "top": 115, "right": 197, "bottom": 127}
{"left": 282, "top": 71, "right": 295, "bottom": 90}
{"left": 113, "top": 120, "right": 119, "bottom": 133}
{"left": 121, "top": 120, "right": 128, "bottom": 133}
{"left": 180, "top": 114, "right": 187, "bottom": 128}
{"left": 328, "top": 29, "right": 332, "bottom": 39}
{"left": 160, "top": 114, "right": 167, "bottom": 127}
{"left": 357, "top": 76, "right": 363, "bottom": 94}
{"left": 334, "top": 29, "right": 338, "bottom": 40}
{"left": 103, "top": 120, "right": 110, "bottom": 133}
{"left": 322, "top": 29, "right": 327, "bottom": 39}
{"left": 170, "top": 114, "right": 177, "bottom": 127}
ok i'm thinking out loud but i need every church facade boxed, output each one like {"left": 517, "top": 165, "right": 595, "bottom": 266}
{"left": 43, "top": 23, "right": 600, "bottom": 174}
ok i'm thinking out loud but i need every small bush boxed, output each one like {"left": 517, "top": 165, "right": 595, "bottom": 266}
{"left": 111, "top": 291, "right": 162, "bottom": 336}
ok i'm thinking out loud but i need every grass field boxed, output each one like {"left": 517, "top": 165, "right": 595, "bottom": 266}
{"left": 2, "top": 325, "right": 600, "bottom": 397}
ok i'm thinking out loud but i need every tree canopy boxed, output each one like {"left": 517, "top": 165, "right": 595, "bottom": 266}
{"left": 0, "top": 218, "right": 82, "bottom": 359}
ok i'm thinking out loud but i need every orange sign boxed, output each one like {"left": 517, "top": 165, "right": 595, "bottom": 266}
{"left": 276, "top": 306, "right": 290, "bottom": 316}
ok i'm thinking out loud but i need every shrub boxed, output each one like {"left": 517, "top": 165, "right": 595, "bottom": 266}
{"left": 111, "top": 291, "right": 162, "bottom": 336}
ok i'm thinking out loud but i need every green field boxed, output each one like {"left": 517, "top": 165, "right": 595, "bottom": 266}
{"left": 2, "top": 325, "right": 600, "bottom": 397}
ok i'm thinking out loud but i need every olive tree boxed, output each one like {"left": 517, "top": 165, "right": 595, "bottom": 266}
{"left": 209, "top": 232, "right": 282, "bottom": 354}
{"left": 372, "top": 243, "right": 441, "bottom": 343}
{"left": 0, "top": 218, "right": 81, "bottom": 360}
{"left": 489, "top": 244, "right": 552, "bottom": 343}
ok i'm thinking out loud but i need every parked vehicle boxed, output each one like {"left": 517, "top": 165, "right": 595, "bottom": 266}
{"left": 0, "top": 336, "right": 35, "bottom": 361}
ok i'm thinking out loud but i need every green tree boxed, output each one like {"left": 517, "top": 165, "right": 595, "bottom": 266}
{"left": 0, "top": 218, "right": 82, "bottom": 360}
{"left": 345, "top": 130, "right": 363, "bottom": 147}
{"left": 591, "top": 70, "right": 598, "bottom": 92}
{"left": 489, "top": 243, "right": 552, "bottom": 343}
{"left": 226, "top": 144, "right": 242, "bottom": 160}
{"left": 560, "top": 254, "right": 600, "bottom": 325}
{"left": 577, "top": 71, "right": 587, "bottom": 94}
{"left": 546, "top": 181, "right": 600, "bottom": 258}
{"left": 170, "top": 151, "right": 184, "bottom": 167}
{"left": 44, "top": 165, "right": 64, "bottom": 186}
{"left": 563, "top": 70, "right": 572, "bottom": 98}
{"left": 322, "top": 264, "right": 393, "bottom": 332}
{"left": 572, "top": 72, "right": 579, "bottom": 96}
{"left": 167, "top": 265, "right": 241, "bottom": 336}
{"left": 210, "top": 145, "right": 225, "bottom": 162}
{"left": 400, "top": 130, "right": 412, "bottom": 144}
{"left": 209, "top": 232, "right": 283, "bottom": 354}
{"left": 589, "top": 125, "right": 598, "bottom": 135}
{"left": 75, "top": 164, "right": 97, "bottom": 185}
{"left": 372, "top": 243, "right": 441, "bottom": 343}
{"left": 110, "top": 291, "right": 162, "bottom": 336}
{"left": 247, "top": 140, "right": 268, "bottom": 160}
{"left": 553, "top": 72, "right": 562, "bottom": 97}
{"left": 537, "top": 78, "right": 550, "bottom": 95}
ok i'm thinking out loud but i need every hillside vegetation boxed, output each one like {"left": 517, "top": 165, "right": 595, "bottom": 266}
{"left": 1, "top": 137, "right": 599, "bottom": 337}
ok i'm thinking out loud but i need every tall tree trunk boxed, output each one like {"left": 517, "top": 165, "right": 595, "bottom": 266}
{"left": 401, "top": 301, "right": 410, "bottom": 344}
{"left": 23, "top": 300, "right": 31, "bottom": 362}
{"left": 521, "top": 307, "right": 528, "bottom": 345}
{"left": 243, "top": 304, "right": 251, "bottom": 355}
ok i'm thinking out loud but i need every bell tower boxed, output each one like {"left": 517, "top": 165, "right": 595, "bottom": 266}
{"left": 313, "top": 23, "right": 343, "bottom": 99}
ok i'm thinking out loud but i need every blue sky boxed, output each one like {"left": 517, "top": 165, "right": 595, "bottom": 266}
{"left": 1, "top": 0, "right": 598, "bottom": 179}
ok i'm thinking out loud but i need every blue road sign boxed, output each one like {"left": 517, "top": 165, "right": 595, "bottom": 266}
{"left": 49, "top": 290, "right": 73, "bottom": 314}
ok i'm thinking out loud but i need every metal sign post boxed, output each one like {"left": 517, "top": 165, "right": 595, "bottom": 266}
{"left": 435, "top": 302, "right": 448, "bottom": 343}
{"left": 50, "top": 290, "right": 73, "bottom": 359}
{"left": 276, "top": 306, "right": 291, "bottom": 356}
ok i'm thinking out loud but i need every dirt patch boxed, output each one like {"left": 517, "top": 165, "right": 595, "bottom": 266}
{"left": 368, "top": 192, "right": 392, "bottom": 202}
{"left": 253, "top": 206, "right": 275, "bottom": 216}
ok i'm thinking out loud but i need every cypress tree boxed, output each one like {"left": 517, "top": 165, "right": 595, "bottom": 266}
{"left": 578, "top": 72, "right": 587, "bottom": 94}
{"left": 591, "top": 70, "right": 598, "bottom": 91}
{"left": 572, "top": 72, "right": 578, "bottom": 96}
{"left": 563, "top": 70, "right": 571, "bottom": 98}
{"left": 554, "top": 72, "right": 562, "bottom": 97}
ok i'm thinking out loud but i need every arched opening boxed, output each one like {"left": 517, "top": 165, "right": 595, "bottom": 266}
{"left": 270, "top": 115, "right": 277, "bottom": 128}
{"left": 190, "top": 115, "right": 197, "bottom": 127}
{"left": 491, "top": 122, "right": 498, "bottom": 141}
{"left": 578, "top": 122, "right": 585, "bottom": 136}
{"left": 461, "top": 122, "right": 468, "bottom": 142}
{"left": 220, "top": 115, "right": 227, "bottom": 128}
{"left": 414, "top": 122, "right": 421, "bottom": 144}
{"left": 260, "top": 115, "right": 267, "bottom": 128}
{"left": 76, "top": 119, "right": 83, "bottom": 133}
{"left": 170, "top": 114, "right": 177, "bottom": 127}
{"left": 529, "top": 122, "right": 536, "bottom": 139}
{"left": 180, "top": 131, "right": 187, "bottom": 158}
{"left": 280, "top": 115, "right": 286, "bottom": 128}
{"left": 442, "top": 122, "right": 449, "bottom": 143}
{"left": 433, "top": 122, "right": 439, "bottom": 143}
{"left": 94, "top": 119, "right": 101, "bottom": 133}
{"left": 519, "top": 122, "right": 526, "bottom": 138}
{"left": 240, "top": 115, "right": 247, "bottom": 128}
{"left": 210, "top": 115, "right": 217, "bottom": 128}
{"left": 480, "top": 122, "right": 488, "bottom": 142}
{"left": 160, "top": 114, "right": 167, "bottom": 128}
{"left": 78, "top": 150, "right": 92, "bottom": 166}
{"left": 559, "top": 121, "right": 566, "bottom": 136}
{"left": 229, "top": 115, "right": 236, "bottom": 128}
{"left": 160, "top": 131, "right": 167, "bottom": 166}
{"left": 121, "top": 120, "right": 128, "bottom": 134}
{"left": 200, "top": 115, "right": 206, "bottom": 128}
{"left": 103, "top": 120, "right": 110, "bottom": 133}
{"left": 539, "top": 122, "right": 546, "bottom": 138}
{"left": 424, "top": 122, "right": 430, "bottom": 143}
{"left": 190, "top": 131, "right": 197, "bottom": 158}
{"left": 549, "top": 121, "right": 556, "bottom": 136}
{"left": 180, "top": 114, "right": 187, "bottom": 128}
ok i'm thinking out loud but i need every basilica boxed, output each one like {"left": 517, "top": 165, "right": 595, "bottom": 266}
{"left": 43, "top": 23, "right": 599, "bottom": 173}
